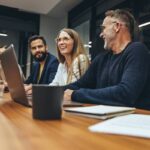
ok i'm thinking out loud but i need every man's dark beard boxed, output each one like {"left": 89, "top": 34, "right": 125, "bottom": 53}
{"left": 33, "top": 52, "right": 47, "bottom": 62}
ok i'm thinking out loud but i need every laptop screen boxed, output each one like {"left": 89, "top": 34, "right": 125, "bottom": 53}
{"left": 0, "top": 44, "right": 30, "bottom": 106}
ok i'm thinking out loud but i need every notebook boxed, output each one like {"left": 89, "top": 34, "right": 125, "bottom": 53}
{"left": 0, "top": 44, "right": 32, "bottom": 106}
{"left": 64, "top": 105, "right": 135, "bottom": 119}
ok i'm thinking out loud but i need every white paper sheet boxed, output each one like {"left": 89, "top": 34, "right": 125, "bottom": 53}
{"left": 89, "top": 114, "right": 150, "bottom": 138}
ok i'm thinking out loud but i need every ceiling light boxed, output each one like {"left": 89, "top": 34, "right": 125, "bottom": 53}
{"left": 0, "top": 33, "right": 8, "bottom": 37}
{"left": 139, "top": 22, "right": 150, "bottom": 28}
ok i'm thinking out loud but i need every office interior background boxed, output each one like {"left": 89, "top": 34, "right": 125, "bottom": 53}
{"left": 0, "top": 0, "right": 150, "bottom": 78}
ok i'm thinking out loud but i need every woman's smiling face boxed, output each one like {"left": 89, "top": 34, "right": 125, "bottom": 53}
{"left": 57, "top": 31, "right": 74, "bottom": 56}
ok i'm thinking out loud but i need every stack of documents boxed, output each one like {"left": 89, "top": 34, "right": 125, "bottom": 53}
{"left": 89, "top": 114, "right": 150, "bottom": 138}
{"left": 64, "top": 105, "right": 135, "bottom": 119}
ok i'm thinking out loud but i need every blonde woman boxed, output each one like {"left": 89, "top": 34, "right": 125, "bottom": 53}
{"left": 50, "top": 28, "right": 90, "bottom": 86}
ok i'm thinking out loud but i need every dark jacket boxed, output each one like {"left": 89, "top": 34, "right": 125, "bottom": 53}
{"left": 25, "top": 53, "right": 59, "bottom": 84}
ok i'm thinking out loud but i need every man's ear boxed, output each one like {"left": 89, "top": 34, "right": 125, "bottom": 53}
{"left": 114, "top": 22, "right": 121, "bottom": 33}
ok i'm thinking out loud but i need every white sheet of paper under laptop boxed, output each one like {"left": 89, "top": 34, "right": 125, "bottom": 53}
{"left": 89, "top": 114, "right": 150, "bottom": 138}
{"left": 64, "top": 105, "right": 135, "bottom": 119}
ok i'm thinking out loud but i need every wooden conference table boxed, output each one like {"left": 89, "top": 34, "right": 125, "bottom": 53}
{"left": 0, "top": 93, "right": 150, "bottom": 150}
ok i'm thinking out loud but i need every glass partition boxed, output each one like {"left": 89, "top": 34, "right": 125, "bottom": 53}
{"left": 74, "top": 20, "right": 91, "bottom": 60}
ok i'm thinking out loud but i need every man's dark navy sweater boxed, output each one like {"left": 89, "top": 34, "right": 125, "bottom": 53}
{"left": 66, "top": 42, "right": 150, "bottom": 110}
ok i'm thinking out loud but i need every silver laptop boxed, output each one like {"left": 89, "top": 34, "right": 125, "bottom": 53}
{"left": 0, "top": 44, "right": 83, "bottom": 107}
{"left": 0, "top": 44, "right": 32, "bottom": 106}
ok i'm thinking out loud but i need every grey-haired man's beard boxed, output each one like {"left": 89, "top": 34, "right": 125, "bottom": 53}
{"left": 33, "top": 52, "right": 47, "bottom": 62}
{"left": 104, "top": 41, "right": 110, "bottom": 50}
{"left": 104, "top": 39, "right": 112, "bottom": 50}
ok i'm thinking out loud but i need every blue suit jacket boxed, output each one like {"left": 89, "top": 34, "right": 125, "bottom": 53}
{"left": 25, "top": 53, "right": 59, "bottom": 84}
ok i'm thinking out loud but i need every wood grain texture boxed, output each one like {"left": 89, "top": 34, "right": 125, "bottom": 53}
{"left": 0, "top": 93, "right": 150, "bottom": 150}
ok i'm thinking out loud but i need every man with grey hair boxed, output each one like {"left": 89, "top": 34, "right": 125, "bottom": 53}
{"left": 64, "top": 9, "right": 150, "bottom": 110}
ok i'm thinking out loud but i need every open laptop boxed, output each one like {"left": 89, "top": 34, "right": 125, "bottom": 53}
{"left": 0, "top": 44, "right": 32, "bottom": 106}
{"left": 0, "top": 44, "right": 83, "bottom": 107}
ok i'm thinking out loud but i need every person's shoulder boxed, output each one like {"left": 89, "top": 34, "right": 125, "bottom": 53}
{"left": 78, "top": 54, "right": 87, "bottom": 58}
{"left": 123, "top": 42, "right": 150, "bottom": 62}
{"left": 48, "top": 52, "right": 58, "bottom": 60}
{"left": 130, "top": 41, "right": 145, "bottom": 46}
{"left": 127, "top": 42, "right": 149, "bottom": 54}
{"left": 75, "top": 54, "right": 89, "bottom": 62}
{"left": 128, "top": 42, "right": 148, "bottom": 50}
{"left": 47, "top": 53, "right": 59, "bottom": 64}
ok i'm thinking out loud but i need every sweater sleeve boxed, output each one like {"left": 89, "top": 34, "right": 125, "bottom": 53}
{"left": 71, "top": 43, "right": 150, "bottom": 107}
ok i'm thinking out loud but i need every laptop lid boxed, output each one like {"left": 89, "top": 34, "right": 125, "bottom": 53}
{"left": 0, "top": 44, "right": 30, "bottom": 106}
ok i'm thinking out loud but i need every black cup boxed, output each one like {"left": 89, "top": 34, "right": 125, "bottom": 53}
{"left": 32, "top": 85, "right": 64, "bottom": 120}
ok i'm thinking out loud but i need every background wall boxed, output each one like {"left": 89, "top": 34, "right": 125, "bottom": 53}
{"left": 39, "top": 15, "right": 67, "bottom": 57}
{"left": 0, "top": 30, "right": 19, "bottom": 56}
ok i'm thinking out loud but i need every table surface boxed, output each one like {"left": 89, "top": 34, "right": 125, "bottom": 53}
{"left": 0, "top": 93, "right": 150, "bottom": 150}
